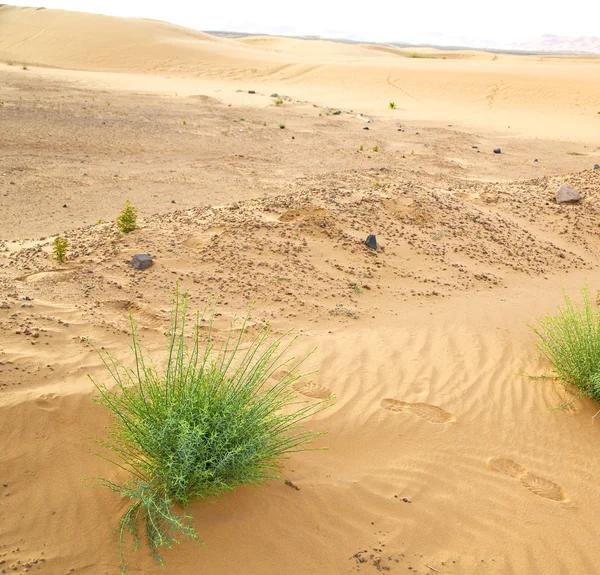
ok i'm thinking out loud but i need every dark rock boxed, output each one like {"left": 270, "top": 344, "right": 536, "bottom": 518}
{"left": 555, "top": 183, "right": 580, "bottom": 204}
{"left": 248, "top": 90, "right": 255, "bottom": 94}
{"left": 493, "top": 148, "right": 501, "bottom": 154}
{"left": 62, "top": 204, "right": 67, "bottom": 208}
{"left": 363, "top": 126, "right": 369, "bottom": 130}
{"left": 332, "top": 110, "right": 341, "bottom": 115}
{"left": 131, "top": 253, "right": 153, "bottom": 270}
{"left": 594, "top": 164, "right": 600, "bottom": 170}
{"left": 534, "top": 159, "right": 538, "bottom": 163}
{"left": 171, "top": 200, "right": 176, "bottom": 203}
{"left": 270, "top": 93, "right": 279, "bottom": 97}
{"left": 471, "top": 146, "right": 478, "bottom": 149}
{"left": 365, "top": 234, "right": 377, "bottom": 250}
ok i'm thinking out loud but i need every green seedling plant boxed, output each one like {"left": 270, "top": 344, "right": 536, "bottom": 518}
{"left": 273, "top": 97, "right": 284, "bottom": 106}
{"left": 116, "top": 200, "right": 138, "bottom": 234}
{"left": 389, "top": 102, "right": 396, "bottom": 109}
{"left": 532, "top": 286, "right": 600, "bottom": 403}
{"left": 52, "top": 236, "right": 68, "bottom": 263}
{"left": 91, "top": 291, "right": 331, "bottom": 573}
{"left": 372, "top": 145, "right": 379, "bottom": 152}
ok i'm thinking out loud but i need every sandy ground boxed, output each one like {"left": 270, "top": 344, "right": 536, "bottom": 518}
{"left": 2, "top": 5, "right": 600, "bottom": 575}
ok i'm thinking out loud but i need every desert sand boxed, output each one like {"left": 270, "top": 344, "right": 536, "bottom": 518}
{"left": 2, "top": 4, "right": 600, "bottom": 574}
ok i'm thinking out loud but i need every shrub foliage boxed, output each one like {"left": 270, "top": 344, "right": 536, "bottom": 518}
{"left": 532, "top": 286, "right": 600, "bottom": 401}
{"left": 116, "top": 200, "right": 137, "bottom": 233}
{"left": 91, "top": 293, "right": 331, "bottom": 572}
{"left": 52, "top": 236, "right": 68, "bottom": 263}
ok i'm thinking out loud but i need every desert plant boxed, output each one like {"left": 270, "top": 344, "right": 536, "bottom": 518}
{"left": 91, "top": 292, "right": 331, "bottom": 572}
{"left": 116, "top": 200, "right": 138, "bottom": 234}
{"left": 52, "top": 236, "right": 68, "bottom": 263}
{"left": 273, "top": 97, "right": 283, "bottom": 106}
{"left": 372, "top": 145, "right": 379, "bottom": 152}
{"left": 532, "top": 287, "right": 600, "bottom": 402}
{"left": 359, "top": 145, "right": 363, "bottom": 151}
{"left": 389, "top": 102, "right": 396, "bottom": 109}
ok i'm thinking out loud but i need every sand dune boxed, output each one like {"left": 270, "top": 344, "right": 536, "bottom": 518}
{"left": 2, "top": 5, "right": 600, "bottom": 141}
{"left": 2, "top": 5, "right": 600, "bottom": 575}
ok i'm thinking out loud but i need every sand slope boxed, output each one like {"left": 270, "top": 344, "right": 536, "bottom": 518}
{"left": 2, "top": 5, "right": 600, "bottom": 141}
{"left": 2, "top": 6, "right": 600, "bottom": 575}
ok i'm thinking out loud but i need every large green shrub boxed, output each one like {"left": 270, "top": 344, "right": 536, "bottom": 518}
{"left": 91, "top": 293, "right": 331, "bottom": 572}
{"left": 532, "top": 286, "right": 600, "bottom": 401}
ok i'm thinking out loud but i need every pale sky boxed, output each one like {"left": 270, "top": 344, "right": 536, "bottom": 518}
{"left": 6, "top": 0, "right": 600, "bottom": 47}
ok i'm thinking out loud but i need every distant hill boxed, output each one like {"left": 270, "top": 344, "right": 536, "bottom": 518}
{"left": 511, "top": 34, "right": 600, "bottom": 54}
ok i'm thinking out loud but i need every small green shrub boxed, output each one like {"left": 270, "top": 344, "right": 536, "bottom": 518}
{"left": 389, "top": 102, "right": 396, "bottom": 109}
{"left": 532, "top": 287, "right": 600, "bottom": 401}
{"left": 273, "top": 97, "right": 283, "bottom": 106}
{"left": 116, "top": 200, "right": 138, "bottom": 234}
{"left": 372, "top": 145, "right": 379, "bottom": 152}
{"left": 359, "top": 145, "right": 363, "bottom": 151}
{"left": 52, "top": 236, "right": 68, "bottom": 263}
{"left": 91, "top": 292, "right": 331, "bottom": 572}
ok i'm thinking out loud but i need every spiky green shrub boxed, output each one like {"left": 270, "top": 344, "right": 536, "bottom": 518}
{"left": 532, "top": 287, "right": 600, "bottom": 401}
{"left": 116, "top": 200, "right": 137, "bottom": 234}
{"left": 52, "top": 236, "right": 68, "bottom": 263}
{"left": 389, "top": 102, "right": 396, "bottom": 109}
{"left": 91, "top": 293, "right": 331, "bottom": 573}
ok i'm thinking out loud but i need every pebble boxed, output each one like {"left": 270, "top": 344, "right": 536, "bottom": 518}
{"left": 555, "top": 183, "right": 580, "bottom": 204}
{"left": 493, "top": 148, "right": 501, "bottom": 154}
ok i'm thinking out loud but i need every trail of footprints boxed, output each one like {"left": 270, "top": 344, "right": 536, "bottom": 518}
{"left": 380, "top": 398, "right": 456, "bottom": 424}
{"left": 488, "top": 457, "right": 568, "bottom": 501}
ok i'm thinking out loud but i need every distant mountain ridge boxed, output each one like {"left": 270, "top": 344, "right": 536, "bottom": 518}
{"left": 510, "top": 34, "right": 600, "bottom": 53}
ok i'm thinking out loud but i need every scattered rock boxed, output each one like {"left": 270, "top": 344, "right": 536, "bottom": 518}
{"left": 365, "top": 234, "right": 377, "bottom": 250}
{"left": 555, "top": 183, "right": 581, "bottom": 204}
{"left": 493, "top": 148, "right": 501, "bottom": 154}
{"left": 363, "top": 126, "right": 369, "bottom": 130}
{"left": 534, "top": 159, "right": 538, "bottom": 163}
{"left": 131, "top": 253, "right": 153, "bottom": 270}
{"left": 471, "top": 146, "right": 478, "bottom": 149}
{"left": 270, "top": 93, "right": 279, "bottom": 98}
{"left": 594, "top": 164, "right": 600, "bottom": 170}
{"left": 230, "top": 202, "right": 240, "bottom": 210}
{"left": 248, "top": 90, "right": 255, "bottom": 94}
{"left": 171, "top": 200, "right": 176, "bottom": 204}
{"left": 332, "top": 110, "right": 341, "bottom": 115}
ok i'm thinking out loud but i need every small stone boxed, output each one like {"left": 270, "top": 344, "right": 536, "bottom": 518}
{"left": 248, "top": 90, "right": 255, "bottom": 94}
{"left": 230, "top": 202, "right": 240, "bottom": 210}
{"left": 332, "top": 110, "right": 341, "bottom": 115}
{"left": 62, "top": 204, "right": 67, "bottom": 208}
{"left": 471, "top": 145, "right": 478, "bottom": 149}
{"left": 594, "top": 164, "right": 600, "bottom": 170}
{"left": 131, "top": 253, "right": 153, "bottom": 270}
{"left": 365, "top": 234, "right": 377, "bottom": 250}
{"left": 363, "top": 126, "right": 369, "bottom": 130}
{"left": 493, "top": 148, "right": 501, "bottom": 154}
{"left": 534, "top": 159, "right": 538, "bottom": 163}
{"left": 270, "top": 93, "right": 278, "bottom": 97}
{"left": 555, "top": 183, "right": 580, "bottom": 204}
{"left": 171, "top": 200, "right": 176, "bottom": 204}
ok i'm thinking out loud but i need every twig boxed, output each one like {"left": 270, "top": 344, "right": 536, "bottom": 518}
{"left": 424, "top": 564, "right": 441, "bottom": 573}
{"left": 592, "top": 410, "right": 600, "bottom": 424}
{"left": 284, "top": 479, "right": 300, "bottom": 490}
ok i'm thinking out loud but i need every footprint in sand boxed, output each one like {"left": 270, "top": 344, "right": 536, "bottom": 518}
{"left": 487, "top": 457, "right": 568, "bottom": 501}
{"left": 380, "top": 398, "right": 456, "bottom": 424}
{"left": 293, "top": 381, "right": 332, "bottom": 399}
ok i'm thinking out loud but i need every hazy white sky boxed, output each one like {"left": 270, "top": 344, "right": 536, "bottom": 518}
{"left": 7, "top": 1, "right": 600, "bottom": 45}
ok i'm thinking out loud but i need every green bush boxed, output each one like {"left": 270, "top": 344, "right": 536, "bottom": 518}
{"left": 532, "top": 287, "right": 600, "bottom": 401}
{"left": 116, "top": 200, "right": 137, "bottom": 234}
{"left": 52, "top": 236, "right": 68, "bottom": 263}
{"left": 389, "top": 102, "right": 396, "bottom": 109}
{"left": 91, "top": 293, "right": 331, "bottom": 572}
